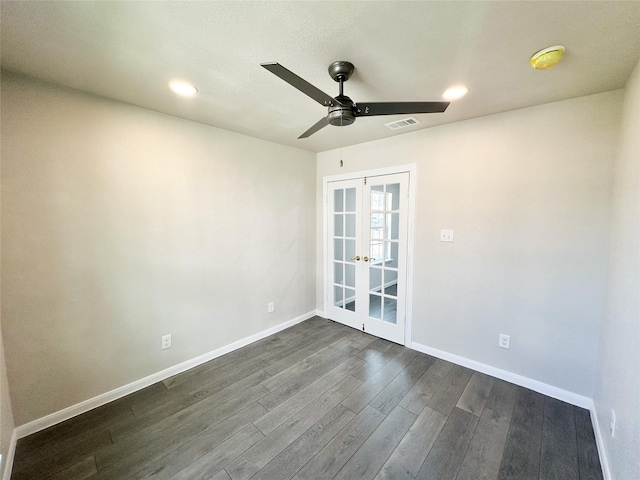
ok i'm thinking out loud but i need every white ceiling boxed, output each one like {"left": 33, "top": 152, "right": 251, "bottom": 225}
{"left": 2, "top": 1, "right": 639, "bottom": 153}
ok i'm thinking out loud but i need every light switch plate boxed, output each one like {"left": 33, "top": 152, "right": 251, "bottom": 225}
{"left": 440, "top": 229, "right": 454, "bottom": 242}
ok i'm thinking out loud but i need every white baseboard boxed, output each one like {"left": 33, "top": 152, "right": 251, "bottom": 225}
{"left": 1, "top": 429, "right": 17, "bottom": 480}
{"left": 410, "top": 342, "right": 593, "bottom": 409}
{"left": 12, "top": 310, "right": 316, "bottom": 442}
{"left": 590, "top": 402, "right": 612, "bottom": 480}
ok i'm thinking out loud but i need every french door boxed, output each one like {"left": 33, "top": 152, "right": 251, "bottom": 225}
{"left": 326, "top": 172, "right": 409, "bottom": 344}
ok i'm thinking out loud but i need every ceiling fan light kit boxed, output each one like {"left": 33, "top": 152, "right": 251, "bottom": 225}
{"left": 261, "top": 60, "right": 450, "bottom": 138}
{"left": 530, "top": 45, "right": 566, "bottom": 70}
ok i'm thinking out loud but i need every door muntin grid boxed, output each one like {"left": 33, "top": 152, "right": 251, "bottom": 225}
{"left": 368, "top": 183, "right": 400, "bottom": 324}
{"left": 333, "top": 187, "right": 357, "bottom": 312}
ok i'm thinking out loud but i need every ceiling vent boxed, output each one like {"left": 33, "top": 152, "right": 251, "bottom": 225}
{"left": 384, "top": 117, "right": 420, "bottom": 130}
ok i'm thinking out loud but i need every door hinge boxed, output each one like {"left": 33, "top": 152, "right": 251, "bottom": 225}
{"left": 364, "top": 177, "right": 367, "bottom": 185}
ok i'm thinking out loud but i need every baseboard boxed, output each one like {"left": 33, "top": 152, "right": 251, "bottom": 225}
{"left": 13, "top": 310, "right": 316, "bottom": 441}
{"left": 410, "top": 342, "right": 593, "bottom": 409}
{"left": 1, "top": 429, "right": 17, "bottom": 480}
{"left": 590, "top": 402, "right": 612, "bottom": 480}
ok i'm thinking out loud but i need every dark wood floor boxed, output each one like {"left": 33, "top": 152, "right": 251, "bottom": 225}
{"left": 12, "top": 317, "right": 603, "bottom": 480}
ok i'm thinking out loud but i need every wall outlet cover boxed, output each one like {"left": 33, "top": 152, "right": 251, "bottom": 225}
{"left": 499, "top": 334, "right": 510, "bottom": 349}
{"left": 440, "top": 229, "right": 454, "bottom": 243}
{"left": 161, "top": 334, "right": 172, "bottom": 350}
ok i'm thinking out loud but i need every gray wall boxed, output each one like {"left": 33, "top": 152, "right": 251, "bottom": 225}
{"left": 594, "top": 60, "right": 640, "bottom": 479}
{"left": 0, "top": 73, "right": 317, "bottom": 425}
{"left": 317, "top": 91, "right": 622, "bottom": 398}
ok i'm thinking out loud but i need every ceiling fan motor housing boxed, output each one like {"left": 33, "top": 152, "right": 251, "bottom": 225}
{"left": 328, "top": 95, "right": 356, "bottom": 126}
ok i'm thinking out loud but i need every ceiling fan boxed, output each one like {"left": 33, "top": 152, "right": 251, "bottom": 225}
{"left": 261, "top": 61, "right": 450, "bottom": 139}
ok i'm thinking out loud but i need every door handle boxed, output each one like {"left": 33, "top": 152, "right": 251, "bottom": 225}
{"left": 363, "top": 256, "right": 373, "bottom": 262}
{"left": 350, "top": 256, "right": 361, "bottom": 261}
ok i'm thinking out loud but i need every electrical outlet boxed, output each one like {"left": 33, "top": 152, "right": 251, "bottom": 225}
{"left": 499, "top": 334, "right": 510, "bottom": 349}
{"left": 161, "top": 334, "right": 172, "bottom": 350}
{"left": 610, "top": 409, "right": 616, "bottom": 437}
{"left": 268, "top": 302, "right": 275, "bottom": 313}
{"left": 440, "top": 229, "right": 454, "bottom": 243}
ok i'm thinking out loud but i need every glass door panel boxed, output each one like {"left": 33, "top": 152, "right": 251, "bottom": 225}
{"left": 363, "top": 176, "right": 408, "bottom": 343}
{"left": 328, "top": 181, "right": 362, "bottom": 329}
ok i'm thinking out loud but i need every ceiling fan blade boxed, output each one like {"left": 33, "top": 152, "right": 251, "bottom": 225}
{"left": 355, "top": 101, "right": 449, "bottom": 116}
{"left": 298, "top": 116, "right": 329, "bottom": 139}
{"left": 261, "top": 62, "right": 342, "bottom": 107}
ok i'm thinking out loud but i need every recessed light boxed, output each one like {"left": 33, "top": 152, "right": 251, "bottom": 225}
{"left": 530, "top": 45, "right": 565, "bottom": 70}
{"left": 442, "top": 86, "right": 469, "bottom": 101}
{"left": 169, "top": 81, "right": 198, "bottom": 97}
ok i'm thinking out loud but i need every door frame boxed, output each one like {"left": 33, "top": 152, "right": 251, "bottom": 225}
{"left": 322, "top": 163, "right": 417, "bottom": 346}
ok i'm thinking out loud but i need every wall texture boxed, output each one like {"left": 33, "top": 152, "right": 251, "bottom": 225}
{"left": 594, "top": 60, "right": 640, "bottom": 479}
{"left": 317, "top": 91, "right": 622, "bottom": 398}
{"left": 1, "top": 73, "right": 317, "bottom": 426}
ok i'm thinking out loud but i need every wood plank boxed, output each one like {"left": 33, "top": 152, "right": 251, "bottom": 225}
{"left": 398, "top": 358, "right": 453, "bottom": 415}
{"left": 368, "top": 353, "right": 433, "bottom": 414}
{"left": 261, "top": 334, "right": 360, "bottom": 391}
{"left": 485, "top": 378, "right": 518, "bottom": 418}
{"left": 341, "top": 349, "right": 418, "bottom": 413}
{"left": 350, "top": 343, "right": 404, "bottom": 381}
{"left": 225, "top": 375, "right": 362, "bottom": 480}
{"left": 255, "top": 356, "right": 364, "bottom": 434}
{"left": 211, "top": 471, "right": 232, "bottom": 480}
{"left": 456, "top": 408, "right": 511, "bottom": 480}
{"left": 47, "top": 456, "right": 97, "bottom": 480}
{"left": 456, "top": 371, "right": 495, "bottom": 416}
{"left": 258, "top": 355, "right": 363, "bottom": 411}
{"left": 14, "top": 394, "right": 135, "bottom": 460}
{"left": 136, "top": 424, "right": 264, "bottom": 480}
{"left": 332, "top": 406, "right": 417, "bottom": 480}
{"left": 415, "top": 407, "right": 480, "bottom": 480}
{"left": 95, "top": 384, "right": 268, "bottom": 472}
{"left": 112, "top": 369, "right": 271, "bottom": 442}
{"left": 498, "top": 387, "right": 544, "bottom": 480}
{"left": 12, "top": 431, "right": 111, "bottom": 480}
{"left": 263, "top": 329, "right": 349, "bottom": 376}
{"left": 251, "top": 405, "right": 355, "bottom": 480}
{"left": 540, "top": 397, "right": 579, "bottom": 480}
{"left": 575, "top": 407, "right": 604, "bottom": 480}
{"left": 425, "top": 364, "right": 473, "bottom": 416}
{"left": 160, "top": 353, "right": 272, "bottom": 396}
{"left": 374, "top": 406, "right": 447, "bottom": 480}
{"left": 93, "top": 402, "right": 267, "bottom": 479}
{"left": 355, "top": 338, "right": 398, "bottom": 360}
{"left": 292, "top": 405, "right": 385, "bottom": 480}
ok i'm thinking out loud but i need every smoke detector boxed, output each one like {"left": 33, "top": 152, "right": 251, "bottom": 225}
{"left": 530, "top": 45, "right": 566, "bottom": 70}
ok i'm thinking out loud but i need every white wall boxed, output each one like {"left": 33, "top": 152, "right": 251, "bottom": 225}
{"left": 593, "top": 60, "right": 640, "bottom": 479}
{"left": 317, "top": 91, "right": 622, "bottom": 398}
{"left": 0, "top": 72, "right": 317, "bottom": 426}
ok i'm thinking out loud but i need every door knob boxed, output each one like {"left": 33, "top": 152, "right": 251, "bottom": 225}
{"left": 350, "top": 256, "right": 361, "bottom": 261}
{"left": 363, "top": 256, "right": 376, "bottom": 262}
